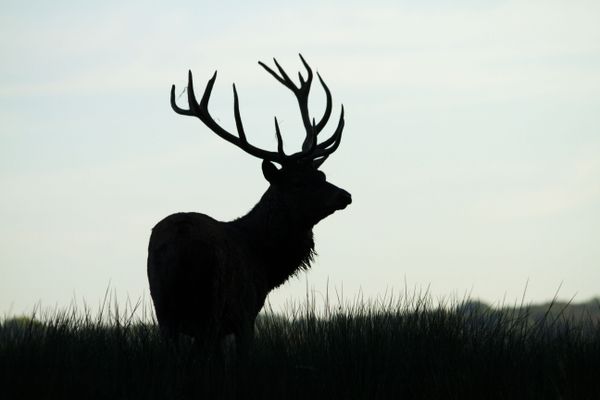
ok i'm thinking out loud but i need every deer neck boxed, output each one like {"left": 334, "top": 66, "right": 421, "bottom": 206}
{"left": 231, "top": 188, "right": 315, "bottom": 289}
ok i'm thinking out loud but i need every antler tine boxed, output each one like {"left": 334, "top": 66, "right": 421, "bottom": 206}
{"left": 273, "top": 117, "right": 285, "bottom": 156}
{"left": 258, "top": 60, "right": 290, "bottom": 89}
{"left": 170, "top": 85, "right": 192, "bottom": 116}
{"left": 170, "top": 70, "right": 199, "bottom": 116}
{"left": 314, "top": 72, "right": 332, "bottom": 133}
{"left": 298, "top": 53, "right": 313, "bottom": 89}
{"left": 310, "top": 105, "right": 345, "bottom": 166}
{"left": 301, "top": 71, "right": 334, "bottom": 151}
{"left": 273, "top": 58, "right": 298, "bottom": 91}
{"left": 312, "top": 155, "right": 329, "bottom": 169}
{"left": 232, "top": 83, "right": 247, "bottom": 142}
{"left": 307, "top": 117, "right": 317, "bottom": 151}
{"left": 196, "top": 70, "right": 216, "bottom": 113}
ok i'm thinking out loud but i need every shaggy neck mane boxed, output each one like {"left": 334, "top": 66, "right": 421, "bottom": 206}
{"left": 232, "top": 187, "right": 315, "bottom": 289}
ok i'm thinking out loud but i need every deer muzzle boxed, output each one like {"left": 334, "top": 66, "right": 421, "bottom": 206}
{"left": 336, "top": 189, "right": 352, "bottom": 210}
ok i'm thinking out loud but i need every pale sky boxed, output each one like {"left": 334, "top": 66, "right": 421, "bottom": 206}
{"left": 1, "top": 0, "right": 599, "bottom": 316}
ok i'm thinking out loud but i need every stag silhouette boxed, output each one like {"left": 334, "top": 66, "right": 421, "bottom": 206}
{"left": 147, "top": 55, "right": 351, "bottom": 355}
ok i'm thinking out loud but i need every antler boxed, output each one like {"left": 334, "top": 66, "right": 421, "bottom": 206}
{"left": 171, "top": 71, "right": 285, "bottom": 163}
{"left": 170, "top": 54, "right": 344, "bottom": 168}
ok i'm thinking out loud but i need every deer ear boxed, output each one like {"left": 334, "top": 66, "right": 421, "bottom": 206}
{"left": 262, "top": 160, "right": 280, "bottom": 183}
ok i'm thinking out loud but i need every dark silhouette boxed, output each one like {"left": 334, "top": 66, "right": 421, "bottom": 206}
{"left": 147, "top": 55, "right": 351, "bottom": 354}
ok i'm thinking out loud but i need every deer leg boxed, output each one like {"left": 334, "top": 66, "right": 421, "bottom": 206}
{"left": 235, "top": 319, "right": 255, "bottom": 360}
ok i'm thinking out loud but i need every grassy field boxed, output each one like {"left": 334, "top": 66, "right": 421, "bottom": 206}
{"left": 1, "top": 294, "right": 599, "bottom": 400}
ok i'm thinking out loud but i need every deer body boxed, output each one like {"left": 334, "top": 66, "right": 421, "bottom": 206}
{"left": 148, "top": 192, "right": 317, "bottom": 344}
{"left": 148, "top": 55, "right": 351, "bottom": 352}
{"left": 148, "top": 212, "right": 268, "bottom": 341}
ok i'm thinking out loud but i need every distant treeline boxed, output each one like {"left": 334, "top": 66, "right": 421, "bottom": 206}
{"left": 459, "top": 298, "right": 600, "bottom": 325}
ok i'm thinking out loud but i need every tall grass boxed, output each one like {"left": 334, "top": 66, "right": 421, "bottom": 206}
{"left": 1, "top": 291, "right": 599, "bottom": 399}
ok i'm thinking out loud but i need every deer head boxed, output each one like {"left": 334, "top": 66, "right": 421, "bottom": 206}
{"left": 170, "top": 54, "right": 351, "bottom": 227}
